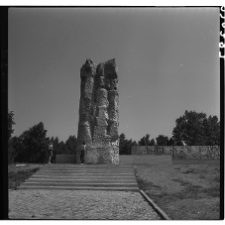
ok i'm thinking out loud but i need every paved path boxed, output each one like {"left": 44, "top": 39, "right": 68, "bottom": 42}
{"left": 9, "top": 189, "right": 161, "bottom": 220}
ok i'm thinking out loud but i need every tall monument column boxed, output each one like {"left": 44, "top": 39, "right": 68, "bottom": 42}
{"left": 76, "top": 59, "right": 96, "bottom": 164}
{"left": 76, "top": 58, "right": 119, "bottom": 164}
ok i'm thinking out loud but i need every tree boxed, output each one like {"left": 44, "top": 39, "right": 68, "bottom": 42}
{"left": 156, "top": 135, "right": 169, "bottom": 146}
{"left": 8, "top": 110, "right": 15, "bottom": 140}
{"left": 123, "top": 139, "right": 135, "bottom": 155}
{"left": 172, "top": 110, "right": 220, "bottom": 146}
{"left": 56, "top": 141, "right": 66, "bottom": 155}
{"left": 119, "top": 134, "right": 136, "bottom": 155}
{"left": 65, "top": 135, "right": 77, "bottom": 154}
{"left": 119, "top": 133, "right": 126, "bottom": 155}
{"left": 8, "top": 110, "right": 16, "bottom": 163}
{"left": 138, "top": 134, "right": 151, "bottom": 146}
{"left": 167, "top": 137, "right": 175, "bottom": 146}
{"left": 150, "top": 139, "right": 156, "bottom": 146}
{"left": 14, "top": 122, "right": 49, "bottom": 163}
{"left": 8, "top": 136, "right": 18, "bottom": 163}
{"left": 119, "top": 133, "right": 126, "bottom": 154}
{"left": 203, "top": 115, "right": 220, "bottom": 146}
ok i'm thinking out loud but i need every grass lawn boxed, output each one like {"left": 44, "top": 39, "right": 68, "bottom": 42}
{"left": 8, "top": 164, "right": 44, "bottom": 190}
{"left": 120, "top": 155, "right": 220, "bottom": 220}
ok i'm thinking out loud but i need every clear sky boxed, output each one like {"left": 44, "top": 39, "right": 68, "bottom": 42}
{"left": 8, "top": 7, "right": 220, "bottom": 142}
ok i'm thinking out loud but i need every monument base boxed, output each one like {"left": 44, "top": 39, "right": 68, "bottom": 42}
{"left": 55, "top": 155, "right": 76, "bottom": 163}
{"left": 84, "top": 145, "right": 119, "bottom": 164}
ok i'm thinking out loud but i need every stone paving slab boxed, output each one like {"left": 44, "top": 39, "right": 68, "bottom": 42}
{"left": 9, "top": 190, "right": 161, "bottom": 220}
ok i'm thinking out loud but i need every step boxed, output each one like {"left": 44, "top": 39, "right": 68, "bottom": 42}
{"left": 21, "top": 182, "right": 138, "bottom": 187}
{"left": 40, "top": 169, "right": 134, "bottom": 172}
{"left": 36, "top": 172, "right": 134, "bottom": 176}
{"left": 37, "top": 168, "right": 134, "bottom": 172}
{"left": 41, "top": 166, "right": 134, "bottom": 169}
{"left": 41, "top": 165, "right": 134, "bottom": 168}
{"left": 34, "top": 172, "right": 134, "bottom": 176}
{"left": 40, "top": 168, "right": 134, "bottom": 171}
{"left": 29, "top": 175, "right": 136, "bottom": 179}
{"left": 18, "top": 185, "right": 140, "bottom": 191}
{"left": 31, "top": 173, "right": 135, "bottom": 177}
{"left": 42, "top": 165, "right": 133, "bottom": 167}
{"left": 33, "top": 174, "right": 135, "bottom": 178}
{"left": 36, "top": 170, "right": 134, "bottom": 174}
{"left": 28, "top": 178, "right": 136, "bottom": 182}
{"left": 26, "top": 178, "right": 136, "bottom": 183}
{"left": 27, "top": 180, "right": 136, "bottom": 184}
{"left": 31, "top": 177, "right": 136, "bottom": 181}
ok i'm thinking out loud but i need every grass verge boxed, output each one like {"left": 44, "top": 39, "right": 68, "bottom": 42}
{"left": 120, "top": 155, "right": 220, "bottom": 220}
{"left": 8, "top": 164, "right": 42, "bottom": 190}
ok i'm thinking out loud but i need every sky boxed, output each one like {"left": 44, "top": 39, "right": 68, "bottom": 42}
{"left": 8, "top": 7, "right": 220, "bottom": 143}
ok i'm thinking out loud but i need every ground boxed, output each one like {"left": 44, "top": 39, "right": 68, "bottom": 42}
{"left": 8, "top": 155, "right": 221, "bottom": 220}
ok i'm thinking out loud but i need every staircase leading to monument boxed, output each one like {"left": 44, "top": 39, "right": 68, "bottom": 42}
{"left": 18, "top": 164, "right": 139, "bottom": 191}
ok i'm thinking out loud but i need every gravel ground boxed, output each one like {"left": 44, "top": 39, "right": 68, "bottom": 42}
{"left": 9, "top": 190, "right": 161, "bottom": 220}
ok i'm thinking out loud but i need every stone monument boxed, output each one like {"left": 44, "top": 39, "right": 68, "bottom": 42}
{"left": 76, "top": 59, "right": 119, "bottom": 164}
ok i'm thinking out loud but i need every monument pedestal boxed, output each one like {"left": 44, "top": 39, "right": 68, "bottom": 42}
{"left": 84, "top": 145, "right": 119, "bottom": 165}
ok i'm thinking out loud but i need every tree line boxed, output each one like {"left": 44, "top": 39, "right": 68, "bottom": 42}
{"left": 8, "top": 110, "right": 220, "bottom": 163}
{"left": 8, "top": 121, "right": 78, "bottom": 163}
{"left": 119, "top": 110, "right": 220, "bottom": 154}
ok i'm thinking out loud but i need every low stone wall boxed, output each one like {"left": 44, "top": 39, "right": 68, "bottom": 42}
{"left": 55, "top": 155, "right": 76, "bottom": 163}
{"left": 131, "top": 146, "right": 170, "bottom": 155}
{"left": 131, "top": 146, "right": 220, "bottom": 160}
{"left": 171, "top": 146, "right": 220, "bottom": 160}
{"left": 172, "top": 159, "right": 220, "bottom": 165}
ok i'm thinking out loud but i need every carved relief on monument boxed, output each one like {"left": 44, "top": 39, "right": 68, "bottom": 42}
{"left": 110, "top": 78, "right": 118, "bottom": 90}
{"left": 105, "top": 78, "right": 111, "bottom": 90}
{"left": 77, "top": 121, "right": 92, "bottom": 145}
{"left": 96, "top": 88, "right": 109, "bottom": 107}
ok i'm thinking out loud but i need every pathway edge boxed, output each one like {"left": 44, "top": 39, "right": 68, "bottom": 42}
{"left": 139, "top": 189, "right": 171, "bottom": 220}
